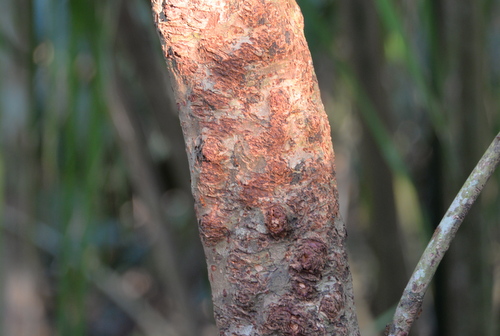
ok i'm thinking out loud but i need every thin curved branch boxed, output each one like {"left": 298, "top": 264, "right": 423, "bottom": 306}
{"left": 386, "top": 132, "right": 500, "bottom": 336}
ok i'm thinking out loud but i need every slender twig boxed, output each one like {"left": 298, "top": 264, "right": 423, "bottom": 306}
{"left": 386, "top": 132, "right": 500, "bottom": 336}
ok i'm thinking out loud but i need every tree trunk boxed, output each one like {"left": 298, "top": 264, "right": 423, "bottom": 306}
{"left": 150, "top": 0, "right": 359, "bottom": 334}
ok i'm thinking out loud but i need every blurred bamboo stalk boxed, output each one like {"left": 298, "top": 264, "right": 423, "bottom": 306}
{"left": 0, "top": 0, "right": 52, "bottom": 334}
{"left": 344, "top": 0, "right": 410, "bottom": 317}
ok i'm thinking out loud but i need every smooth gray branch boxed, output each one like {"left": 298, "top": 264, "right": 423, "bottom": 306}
{"left": 386, "top": 132, "right": 500, "bottom": 336}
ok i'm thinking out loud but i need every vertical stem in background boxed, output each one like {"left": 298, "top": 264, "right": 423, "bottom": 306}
{"left": 443, "top": 1, "right": 492, "bottom": 335}
{"left": 151, "top": 0, "right": 359, "bottom": 334}
{"left": 0, "top": 0, "right": 51, "bottom": 334}
{"left": 56, "top": 7, "right": 86, "bottom": 332}
{"left": 422, "top": 1, "right": 448, "bottom": 334}
{"left": 344, "top": 0, "right": 409, "bottom": 318}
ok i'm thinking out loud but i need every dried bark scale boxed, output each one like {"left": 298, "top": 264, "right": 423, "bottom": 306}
{"left": 151, "top": 0, "right": 359, "bottom": 334}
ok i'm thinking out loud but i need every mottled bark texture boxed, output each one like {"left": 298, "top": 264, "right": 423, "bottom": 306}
{"left": 151, "top": 0, "right": 359, "bottom": 334}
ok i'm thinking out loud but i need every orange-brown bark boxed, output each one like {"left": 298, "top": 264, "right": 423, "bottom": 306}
{"left": 151, "top": 0, "right": 359, "bottom": 334}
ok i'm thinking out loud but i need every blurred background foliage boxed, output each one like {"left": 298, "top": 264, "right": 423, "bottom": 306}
{"left": 0, "top": 0, "right": 499, "bottom": 335}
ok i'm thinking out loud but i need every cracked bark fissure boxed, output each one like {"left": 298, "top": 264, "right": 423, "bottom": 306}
{"left": 151, "top": 0, "right": 360, "bottom": 334}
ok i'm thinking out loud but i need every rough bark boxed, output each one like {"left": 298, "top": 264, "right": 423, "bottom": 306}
{"left": 151, "top": 0, "right": 359, "bottom": 335}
